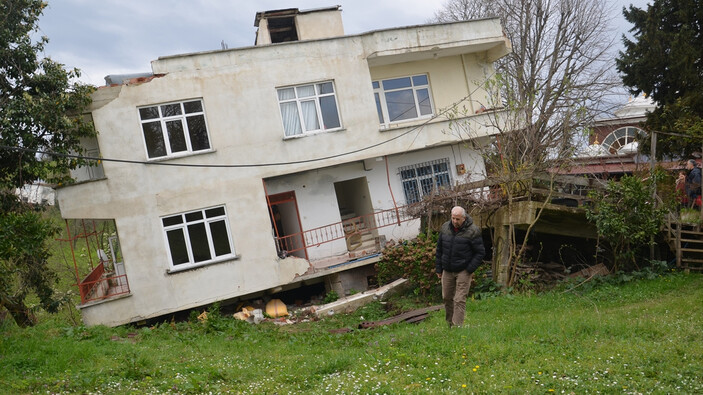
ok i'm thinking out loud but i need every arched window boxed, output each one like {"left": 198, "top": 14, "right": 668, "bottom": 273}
{"left": 601, "top": 127, "right": 644, "bottom": 154}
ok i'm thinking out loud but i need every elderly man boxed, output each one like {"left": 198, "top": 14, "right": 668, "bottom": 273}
{"left": 435, "top": 206, "right": 485, "bottom": 327}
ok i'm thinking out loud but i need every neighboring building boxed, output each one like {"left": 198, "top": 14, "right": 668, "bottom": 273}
{"left": 57, "top": 6, "right": 511, "bottom": 326}
{"left": 16, "top": 182, "right": 55, "bottom": 205}
{"left": 568, "top": 95, "right": 657, "bottom": 177}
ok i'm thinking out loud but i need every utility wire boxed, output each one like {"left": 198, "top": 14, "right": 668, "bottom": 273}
{"left": 0, "top": 76, "right": 491, "bottom": 168}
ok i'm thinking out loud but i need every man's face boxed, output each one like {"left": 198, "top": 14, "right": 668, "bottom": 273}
{"left": 451, "top": 212, "right": 465, "bottom": 228}
{"left": 687, "top": 162, "right": 694, "bottom": 170}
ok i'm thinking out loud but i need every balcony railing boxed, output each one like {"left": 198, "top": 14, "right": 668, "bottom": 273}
{"left": 277, "top": 205, "right": 417, "bottom": 255}
{"left": 77, "top": 261, "right": 131, "bottom": 304}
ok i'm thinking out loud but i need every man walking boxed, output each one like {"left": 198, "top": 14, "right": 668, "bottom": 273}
{"left": 435, "top": 206, "right": 485, "bottom": 327}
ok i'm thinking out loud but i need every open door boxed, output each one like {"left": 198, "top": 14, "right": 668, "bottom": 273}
{"left": 267, "top": 191, "right": 307, "bottom": 259}
{"left": 334, "top": 177, "right": 378, "bottom": 253}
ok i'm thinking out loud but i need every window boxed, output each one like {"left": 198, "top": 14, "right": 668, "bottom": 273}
{"left": 277, "top": 81, "right": 341, "bottom": 137}
{"left": 601, "top": 127, "right": 643, "bottom": 154}
{"left": 373, "top": 74, "right": 433, "bottom": 125}
{"left": 138, "top": 99, "right": 211, "bottom": 159}
{"left": 161, "top": 206, "right": 235, "bottom": 270}
{"left": 399, "top": 159, "right": 452, "bottom": 204}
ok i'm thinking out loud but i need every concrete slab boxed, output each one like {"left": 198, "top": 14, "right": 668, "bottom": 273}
{"left": 313, "top": 278, "right": 411, "bottom": 317}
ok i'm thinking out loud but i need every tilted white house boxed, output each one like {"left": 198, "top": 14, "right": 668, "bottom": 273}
{"left": 57, "top": 6, "right": 511, "bottom": 327}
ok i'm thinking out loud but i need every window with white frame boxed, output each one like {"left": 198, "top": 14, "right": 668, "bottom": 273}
{"left": 161, "top": 206, "right": 235, "bottom": 270}
{"left": 138, "top": 99, "right": 211, "bottom": 159}
{"left": 601, "top": 127, "right": 643, "bottom": 154}
{"left": 399, "top": 159, "right": 451, "bottom": 204}
{"left": 277, "top": 81, "right": 341, "bottom": 137}
{"left": 373, "top": 74, "right": 433, "bottom": 125}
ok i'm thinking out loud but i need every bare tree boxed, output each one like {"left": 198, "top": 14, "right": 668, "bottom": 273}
{"left": 432, "top": 0, "right": 620, "bottom": 287}
{"left": 434, "top": 0, "right": 619, "bottom": 161}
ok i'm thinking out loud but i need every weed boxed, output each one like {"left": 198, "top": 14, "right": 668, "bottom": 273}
{"left": 322, "top": 290, "right": 339, "bottom": 304}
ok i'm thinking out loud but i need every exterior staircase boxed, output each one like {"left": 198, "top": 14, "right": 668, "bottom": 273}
{"left": 663, "top": 214, "right": 703, "bottom": 271}
{"left": 341, "top": 211, "right": 379, "bottom": 258}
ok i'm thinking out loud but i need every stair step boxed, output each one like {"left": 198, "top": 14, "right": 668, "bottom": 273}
{"left": 361, "top": 233, "right": 375, "bottom": 242}
{"left": 681, "top": 230, "right": 703, "bottom": 236}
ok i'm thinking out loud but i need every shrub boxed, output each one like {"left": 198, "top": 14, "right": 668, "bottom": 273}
{"left": 376, "top": 232, "right": 439, "bottom": 296}
{"left": 471, "top": 263, "right": 502, "bottom": 299}
{"left": 585, "top": 173, "right": 667, "bottom": 271}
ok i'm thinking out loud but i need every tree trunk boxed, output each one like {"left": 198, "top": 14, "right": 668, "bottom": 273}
{"left": 0, "top": 296, "right": 36, "bottom": 328}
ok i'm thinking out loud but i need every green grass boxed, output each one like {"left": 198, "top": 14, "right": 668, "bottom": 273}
{"left": 1, "top": 273, "right": 702, "bottom": 394}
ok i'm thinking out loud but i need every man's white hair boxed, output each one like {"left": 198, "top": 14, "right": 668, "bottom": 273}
{"left": 451, "top": 206, "right": 466, "bottom": 217}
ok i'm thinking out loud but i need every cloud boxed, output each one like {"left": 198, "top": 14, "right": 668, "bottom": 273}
{"left": 37, "top": 0, "right": 649, "bottom": 87}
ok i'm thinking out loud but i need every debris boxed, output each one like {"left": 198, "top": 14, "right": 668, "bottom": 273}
{"left": 358, "top": 305, "right": 443, "bottom": 329}
{"left": 313, "top": 278, "right": 410, "bottom": 317}
{"left": 233, "top": 309, "right": 250, "bottom": 321}
{"left": 197, "top": 311, "right": 208, "bottom": 322}
{"left": 265, "top": 299, "right": 289, "bottom": 318}
{"left": 234, "top": 308, "right": 264, "bottom": 324}
{"left": 569, "top": 263, "right": 609, "bottom": 279}
{"left": 272, "top": 318, "right": 294, "bottom": 326}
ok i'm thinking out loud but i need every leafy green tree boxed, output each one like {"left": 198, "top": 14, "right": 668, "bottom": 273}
{"left": 0, "top": 0, "right": 96, "bottom": 327}
{"left": 616, "top": 1, "right": 703, "bottom": 158}
{"left": 585, "top": 174, "right": 667, "bottom": 271}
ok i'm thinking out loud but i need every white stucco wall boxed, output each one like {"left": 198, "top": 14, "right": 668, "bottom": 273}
{"left": 58, "top": 18, "right": 509, "bottom": 326}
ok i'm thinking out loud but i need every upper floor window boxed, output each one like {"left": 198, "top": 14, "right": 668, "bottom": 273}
{"left": 161, "top": 205, "right": 235, "bottom": 271}
{"left": 277, "top": 81, "right": 341, "bottom": 137}
{"left": 399, "top": 158, "right": 451, "bottom": 204}
{"left": 601, "top": 127, "right": 643, "bottom": 154}
{"left": 373, "top": 74, "right": 433, "bottom": 126}
{"left": 138, "top": 99, "right": 211, "bottom": 159}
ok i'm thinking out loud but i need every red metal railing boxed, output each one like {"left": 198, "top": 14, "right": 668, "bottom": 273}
{"left": 77, "top": 261, "right": 131, "bottom": 304}
{"left": 79, "top": 262, "right": 105, "bottom": 302}
{"left": 277, "top": 205, "right": 417, "bottom": 255}
{"left": 59, "top": 219, "right": 131, "bottom": 304}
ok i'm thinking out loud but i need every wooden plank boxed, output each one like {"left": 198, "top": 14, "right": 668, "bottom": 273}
{"left": 358, "top": 305, "right": 442, "bottom": 329}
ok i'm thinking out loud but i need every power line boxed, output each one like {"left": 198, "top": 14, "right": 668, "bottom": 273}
{"left": 1, "top": 81, "right": 490, "bottom": 169}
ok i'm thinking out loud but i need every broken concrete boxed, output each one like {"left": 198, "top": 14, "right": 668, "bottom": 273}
{"left": 312, "top": 278, "right": 411, "bottom": 317}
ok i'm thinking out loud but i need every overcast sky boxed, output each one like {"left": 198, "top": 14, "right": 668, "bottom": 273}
{"left": 37, "top": 0, "right": 650, "bottom": 87}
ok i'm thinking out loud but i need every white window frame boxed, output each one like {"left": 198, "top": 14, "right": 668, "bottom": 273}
{"left": 161, "top": 205, "right": 236, "bottom": 272}
{"left": 373, "top": 74, "right": 434, "bottom": 127}
{"left": 399, "top": 158, "right": 452, "bottom": 204}
{"left": 277, "top": 81, "right": 342, "bottom": 138}
{"left": 138, "top": 99, "right": 212, "bottom": 160}
{"left": 601, "top": 126, "right": 643, "bottom": 154}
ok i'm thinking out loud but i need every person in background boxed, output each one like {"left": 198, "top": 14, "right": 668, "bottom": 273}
{"left": 676, "top": 170, "right": 687, "bottom": 208}
{"left": 685, "top": 159, "right": 701, "bottom": 208}
{"left": 435, "top": 206, "right": 485, "bottom": 328}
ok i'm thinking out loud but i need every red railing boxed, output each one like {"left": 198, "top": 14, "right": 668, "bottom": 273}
{"left": 277, "top": 205, "right": 417, "bottom": 255}
{"left": 60, "top": 219, "right": 131, "bottom": 305}
{"left": 79, "top": 262, "right": 105, "bottom": 302}
{"left": 77, "top": 262, "right": 131, "bottom": 304}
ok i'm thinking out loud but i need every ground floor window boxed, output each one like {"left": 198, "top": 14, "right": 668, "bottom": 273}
{"left": 399, "top": 158, "right": 452, "bottom": 203}
{"left": 161, "top": 205, "right": 235, "bottom": 269}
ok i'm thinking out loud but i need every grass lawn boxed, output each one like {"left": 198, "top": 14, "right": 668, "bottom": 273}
{"left": 1, "top": 272, "right": 701, "bottom": 394}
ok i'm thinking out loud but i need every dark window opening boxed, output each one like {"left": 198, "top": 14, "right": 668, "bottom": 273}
{"left": 268, "top": 16, "right": 298, "bottom": 43}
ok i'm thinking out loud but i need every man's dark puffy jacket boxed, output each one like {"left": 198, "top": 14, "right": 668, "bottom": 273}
{"left": 435, "top": 215, "right": 485, "bottom": 274}
{"left": 687, "top": 166, "right": 702, "bottom": 198}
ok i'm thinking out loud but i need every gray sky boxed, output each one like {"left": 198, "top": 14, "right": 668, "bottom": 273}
{"left": 37, "top": 0, "right": 650, "bottom": 87}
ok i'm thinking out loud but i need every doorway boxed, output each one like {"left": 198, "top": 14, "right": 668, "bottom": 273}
{"left": 333, "top": 177, "right": 377, "bottom": 251}
{"left": 267, "top": 191, "right": 306, "bottom": 259}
